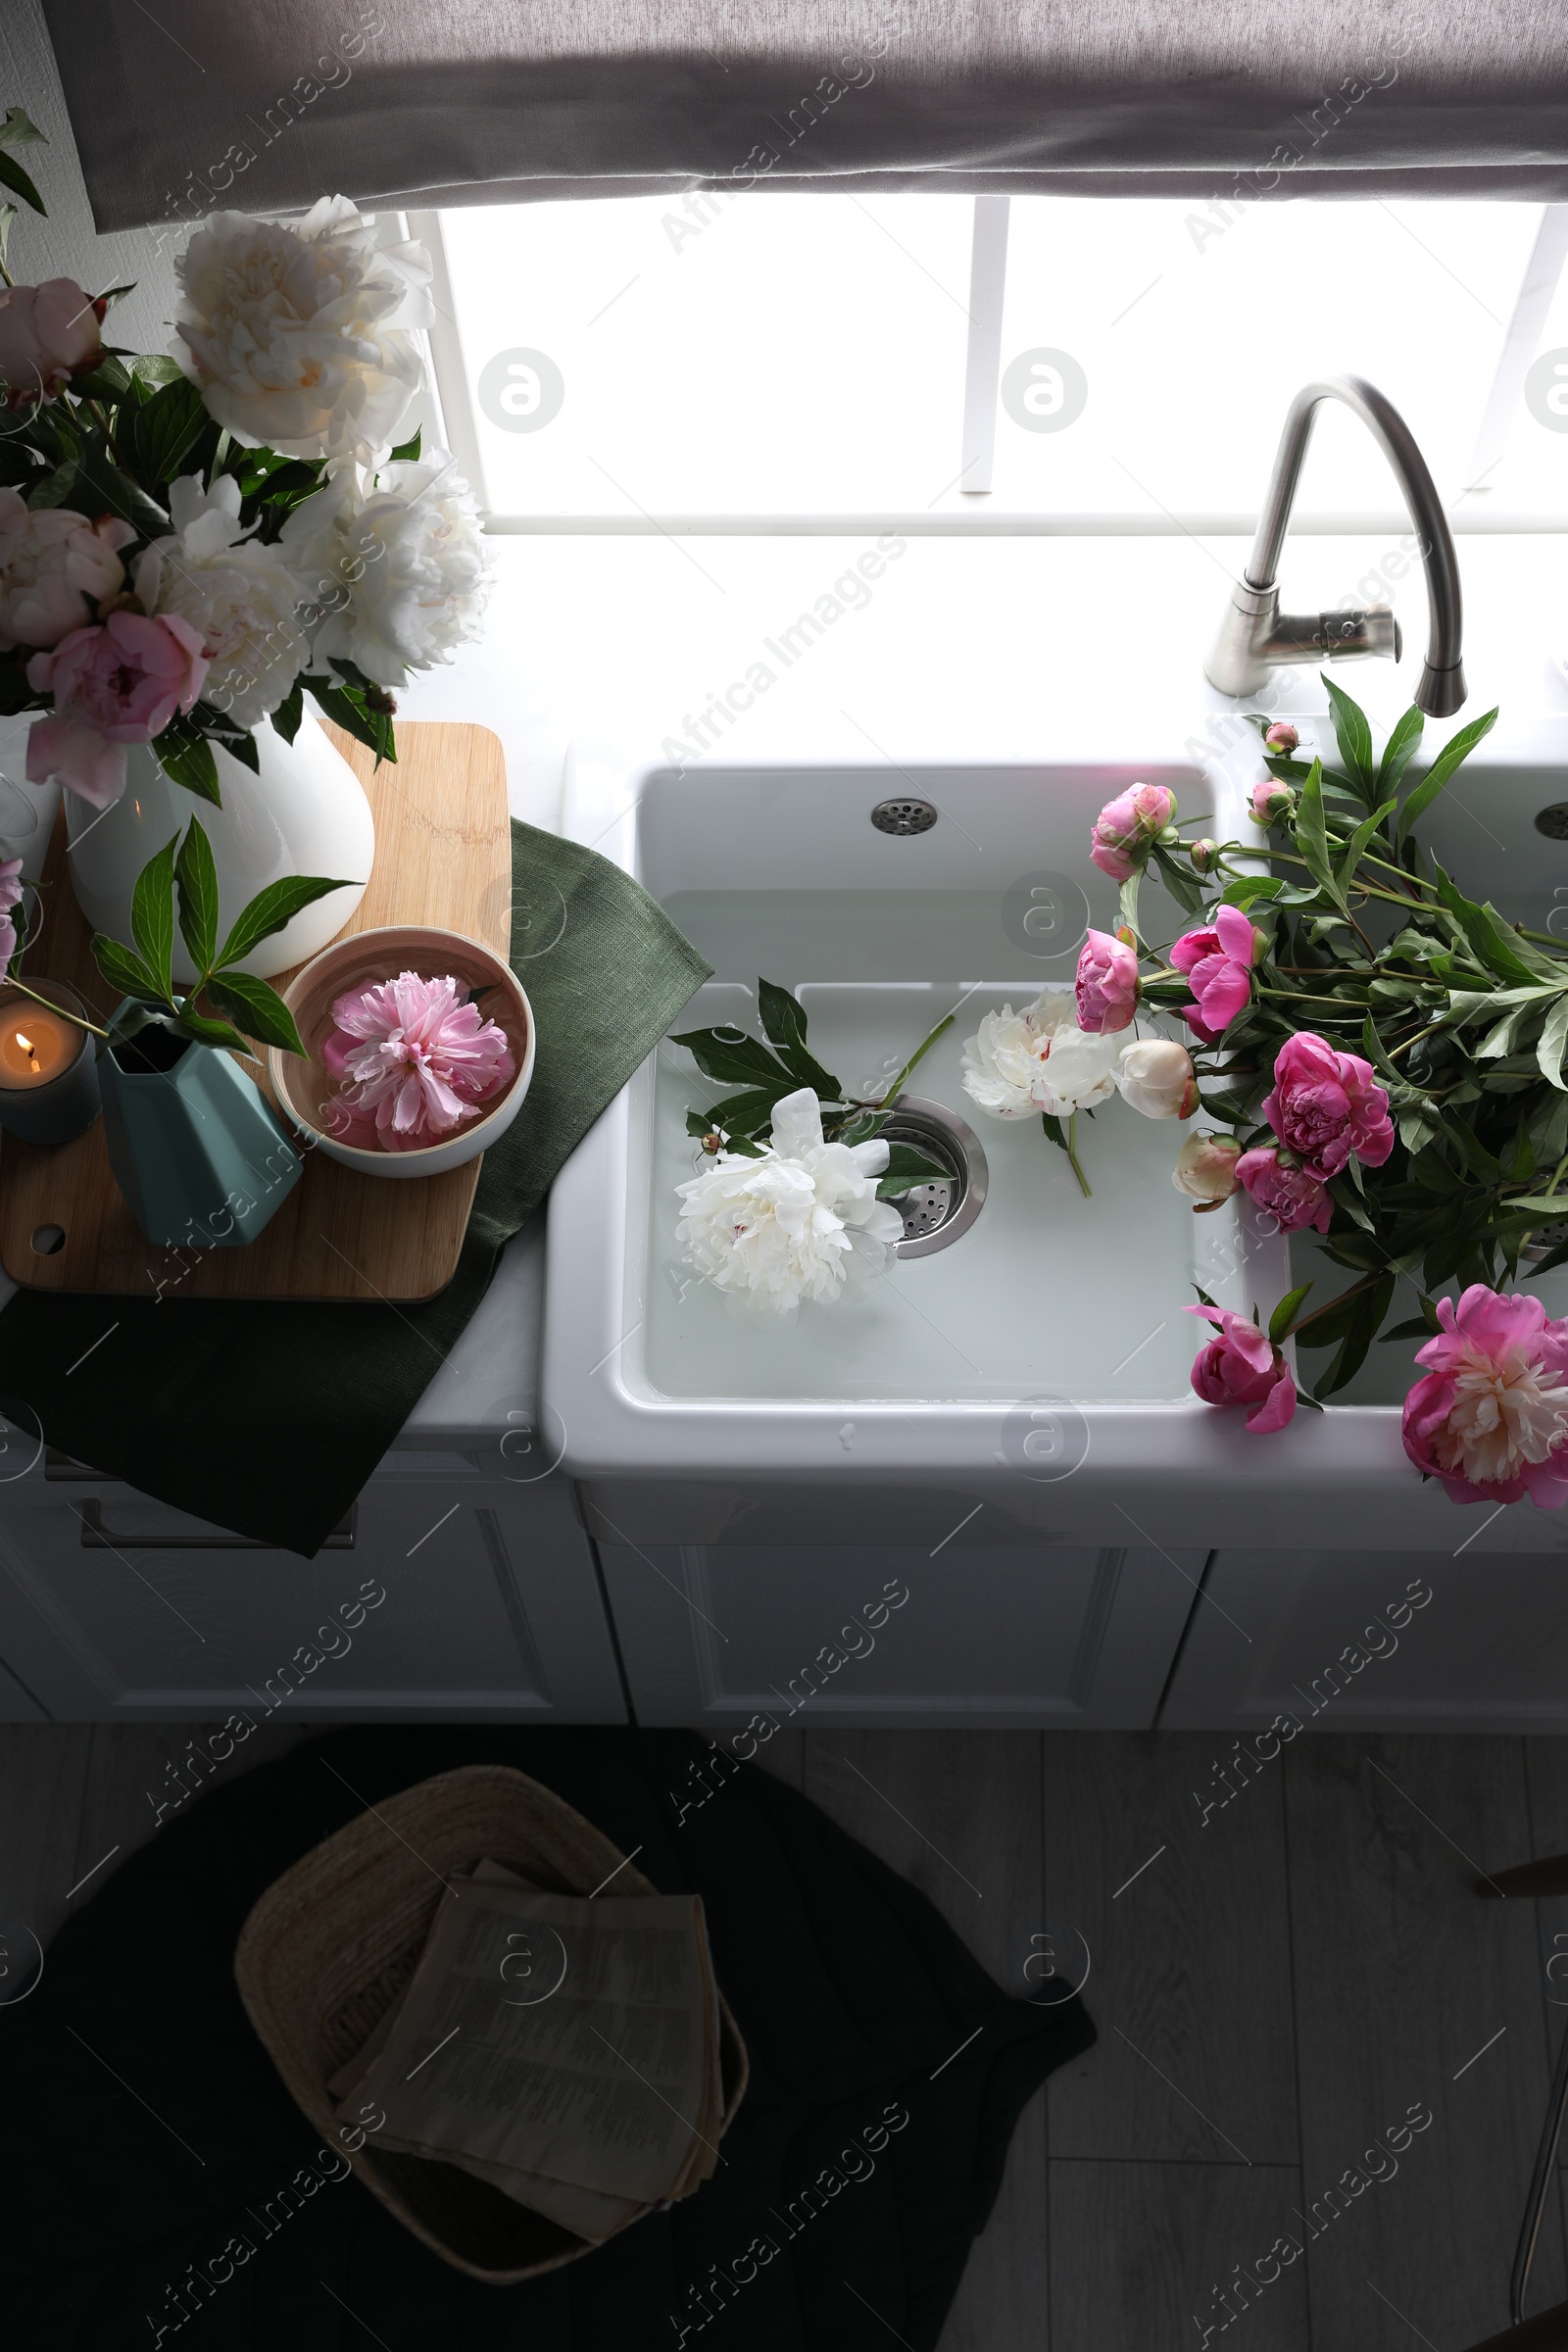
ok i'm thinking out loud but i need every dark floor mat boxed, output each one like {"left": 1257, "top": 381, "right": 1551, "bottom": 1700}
{"left": 0, "top": 1726, "right": 1095, "bottom": 2348}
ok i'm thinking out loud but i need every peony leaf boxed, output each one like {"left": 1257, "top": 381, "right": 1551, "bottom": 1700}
{"left": 1376, "top": 704, "right": 1425, "bottom": 795}
{"left": 1432, "top": 864, "right": 1544, "bottom": 989}
{"left": 877, "top": 1144, "right": 950, "bottom": 1200}
{"left": 1312, "top": 1270, "right": 1395, "bottom": 1395}
{"left": 1268, "top": 1281, "right": 1314, "bottom": 1346}
{"left": 173, "top": 817, "right": 220, "bottom": 977}
{"left": 169, "top": 1007, "right": 251, "bottom": 1055}
{"left": 669, "top": 1024, "right": 796, "bottom": 1094}
{"left": 387, "top": 426, "right": 421, "bottom": 464}
{"left": 215, "top": 873, "right": 359, "bottom": 971}
{"left": 303, "top": 674, "right": 396, "bottom": 766}
{"left": 270, "top": 684, "right": 303, "bottom": 746}
{"left": 1396, "top": 706, "right": 1499, "bottom": 843}
{"left": 127, "top": 375, "right": 206, "bottom": 489}
{"left": 129, "top": 832, "right": 178, "bottom": 998}
{"left": 1322, "top": 676, "right": 1375, "bottom": 801}
{"left": 1334, "top": 796, "right": 1398, "bottom": 894}
{"left": 0, "top": 145, "right": 44, "bottom": 218}
{"left": 1294, "top": 760, "right": 1347, "bottom": 911}
{"left": 90, "top": 934, "right": 163, "bottom": 1004}
{"left": 756, "top": 978, "right": 843, "bottom": 1099}
{"left": 154, "top": 715, "right": 221, "bottom": 806}
{"left": 204, "top": 973, "right": 305, "bottom": 1055}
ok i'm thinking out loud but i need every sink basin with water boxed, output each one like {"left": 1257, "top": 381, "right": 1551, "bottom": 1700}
{"left": 543, "top": 732, "right": 1568, "bottom": 1552}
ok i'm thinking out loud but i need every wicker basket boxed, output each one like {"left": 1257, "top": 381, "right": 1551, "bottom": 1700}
{"left": 234, "top": 1764, "right": 749, "bottom": 2284}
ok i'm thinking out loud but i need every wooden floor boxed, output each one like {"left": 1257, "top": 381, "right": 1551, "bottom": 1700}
{"left": 4, "top": 1724, "right": 1567, "bottom": 2350}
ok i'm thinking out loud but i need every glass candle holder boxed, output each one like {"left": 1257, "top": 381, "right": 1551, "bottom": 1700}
{"left": 0, "top": 980, "right": 102, "bottom": 1145}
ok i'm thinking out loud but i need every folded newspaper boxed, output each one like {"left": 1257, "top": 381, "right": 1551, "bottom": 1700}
{"left": 328, "top": 1860, "right": 724, "bottom": 2242}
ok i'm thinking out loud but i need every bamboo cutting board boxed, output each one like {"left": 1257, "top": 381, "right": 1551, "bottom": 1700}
{"left": 0, "top": 721, "right": 511, "bottom": 1300}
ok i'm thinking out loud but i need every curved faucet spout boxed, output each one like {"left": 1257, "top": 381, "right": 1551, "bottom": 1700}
{"left": 1204, "top": 374, "right": 1466, "bottom": 718}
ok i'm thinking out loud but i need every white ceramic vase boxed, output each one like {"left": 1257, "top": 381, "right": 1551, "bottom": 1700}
{"left": 0, "top": 712, "right": 60, "bottom": 876}
{"left": 64, "top": 711, "right": 375, "bottom": 981}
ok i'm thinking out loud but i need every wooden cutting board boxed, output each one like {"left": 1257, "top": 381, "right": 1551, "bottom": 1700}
{"left": 0, "top": 720, "right": 511, "bottom": 1300}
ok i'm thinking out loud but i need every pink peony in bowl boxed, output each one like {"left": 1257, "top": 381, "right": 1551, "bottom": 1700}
{"left": 267, "top": 924, "right": 533, "bottom": 1179}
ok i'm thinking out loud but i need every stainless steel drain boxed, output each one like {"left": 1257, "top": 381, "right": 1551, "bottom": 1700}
{"left": 1523, "top": 1219, "right": 1568, "bottom": 1264}
{"left": 871, "top": 798, "right": 938, "bottom": 836}
{"left": 879, "top": 1095, "right": 988, "bottom": 1258}
{"left": 1537, "top": 805, "right": 1568, "bottom": 840}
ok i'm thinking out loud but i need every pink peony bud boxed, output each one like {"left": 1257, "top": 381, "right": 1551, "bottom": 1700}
{"left": 1263, "top": 722, "right": 1299, "bottom": 753}
{"left": 1250, "top": 778, "right": 1295, "bottom": 826}
{"left": 1173, "top": 1130, "right": 1242, "bottom": 1205}
{"left": 1074, "top": 926, "right": 1140, "bottom": 1034}
{"left": 0, "top": 279, "right": 104, "bottom": 409}
{"left": 1186, "top": 1302, "right": 1298, "bottom": 1433}
{"left": 1118, "top": 1038, "right": 1197, "bottom": 1120}
{"left": 1189, "top": 838, "right": 1220, "bottom": 874}
{"left": 1090, "top": 781, "right": 1177, "bottom": 884}
{"left": 1235, "top": 1145, "right": 1332, "bottom": 1234}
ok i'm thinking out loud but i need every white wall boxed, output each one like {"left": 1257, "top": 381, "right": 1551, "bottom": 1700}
{"left": 0, "top": 0, "right": 178, "bottom": 361}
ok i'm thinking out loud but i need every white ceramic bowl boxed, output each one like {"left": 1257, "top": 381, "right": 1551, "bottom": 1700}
{"left": 267, "top": 924, "right": 534, "bottom": 1179}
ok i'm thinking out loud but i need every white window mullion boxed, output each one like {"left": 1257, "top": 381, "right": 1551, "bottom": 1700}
{"left": 958, "top": 195, "right": 1010, "bottom": 495}
{"left": 406, "top": 208, "right": 492, "bottom": 513}
{"left": 1464, "top": 203, "right": 1568, "bottom": 496}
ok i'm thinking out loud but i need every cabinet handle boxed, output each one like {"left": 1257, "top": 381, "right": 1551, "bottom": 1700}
{"left": 74, "top": 1499, "right": 356, "bottom": 1551}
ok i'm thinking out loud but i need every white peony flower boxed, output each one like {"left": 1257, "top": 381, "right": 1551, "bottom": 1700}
{"left": 676, "top": 1087, "right": 905, "bottom": 1312}
{"left": 0, "top": 487, "right": 133, "bottom": 651}
{"left": 1116, "top": 1036, "right": 1198, "bottom": 1120}
{"left": 961, "top": 989, "right": 1122, "bottom": 1121}
{"left": 173, "top": 197, "right": 432, "bottom": 461}
{"left": 133, "top": 474, "right": 308, "bottom": 728}
{"left": 281, "top": 451, "right": 489, "bottom": 688}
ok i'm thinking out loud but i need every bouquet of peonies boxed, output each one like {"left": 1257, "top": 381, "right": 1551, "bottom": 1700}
{"left": 0, "top": 110, "right": 487, "bottom": 820}
{"left": 1056, "top": 675, "right": 1568, "bottom": 1510}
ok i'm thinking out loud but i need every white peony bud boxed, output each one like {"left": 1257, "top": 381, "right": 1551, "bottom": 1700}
{"left": 1117, "top": 1037, "right": 1198, "bottom": 1120}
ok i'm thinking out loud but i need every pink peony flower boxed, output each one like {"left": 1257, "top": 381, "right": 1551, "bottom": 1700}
{"left": 1074, "top": 927, "right": 1140, "bottom": 1033}
{"left": 1090, "top": 781, "right": 1176, "bottom": 884}
{"left": 0, "top": 278, "right": 104, "bottom": 408}
{"left": 1186, "top": 1302, "right": 1298, "bottom": 1433}
{"left": 0, "top": 488, "right": 135, "bottom": 651}
{"left": 0, "top": 856, "right": 23, "bottom": 982}
{"left": 1261, "top": 1031, "right": 1394, "bottom": 1182}
{"left": 1402, "top": 1286, "right": 1568, "bottom": 1508}
{"left": 1170, "top": 905, "right": 1260, "bottom": 1043}
{"left": 1235, "top": 1145, "right": 1333, "bottom": 1234}
{"left": 1250, "top": 777, "right": 1295, "bottom": 826}
{"left": 1263, "top": 722, "right": 1298, "bottom": 753}
{"left": 24, "top": 611, "right": 210, "bottom": 807}
{"left": 1173, "top": 1131, "right": 1242, "bottom": 1205}
{"left": 322, "top": 970, "right": 515, "bottom": 1152}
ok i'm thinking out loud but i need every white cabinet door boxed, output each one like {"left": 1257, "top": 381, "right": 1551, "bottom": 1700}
{"left": 1159, "top": 1547, "right": 1568, "bottom": 1734}
{"left": 0, "top": 1453, "right": 625, "bottom": 1723}
{"left": 595, "top": 1538, "right": 1202, "bottom": 1729}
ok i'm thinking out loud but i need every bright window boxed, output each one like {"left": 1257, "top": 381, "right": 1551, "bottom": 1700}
{"left": 428, "top": 193, "right": 1565, "bottom": 529}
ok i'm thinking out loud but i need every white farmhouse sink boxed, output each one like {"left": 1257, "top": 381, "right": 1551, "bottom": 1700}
{"left": 543, "top": 730, "right": 1568, "bottom": 1553}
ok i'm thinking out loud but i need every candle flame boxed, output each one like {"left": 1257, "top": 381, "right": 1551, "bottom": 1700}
{"left": 14, "top": 1031, "right": 38, "bottom": 1073}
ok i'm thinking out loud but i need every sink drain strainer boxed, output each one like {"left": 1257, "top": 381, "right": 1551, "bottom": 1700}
{"left": 879, "top": 1095, "right": 988, "bottom": 1258}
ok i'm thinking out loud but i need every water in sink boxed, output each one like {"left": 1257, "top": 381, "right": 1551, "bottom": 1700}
{"left": 637, "top": 922, "right": 1257, "bottom": 1406}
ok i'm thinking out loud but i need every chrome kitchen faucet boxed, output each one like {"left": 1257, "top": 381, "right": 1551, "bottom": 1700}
{"left": 1204, "top": 374, "right": 1466, "bottom": 717}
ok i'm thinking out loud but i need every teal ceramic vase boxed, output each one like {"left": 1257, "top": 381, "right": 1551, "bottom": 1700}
{"left": 97, "top": 1004, "right": 302, "bottom": 1249}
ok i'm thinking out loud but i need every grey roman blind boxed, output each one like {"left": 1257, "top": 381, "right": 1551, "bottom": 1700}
{"left": 40, "top": 0, "right": 1568, "bottom": 232}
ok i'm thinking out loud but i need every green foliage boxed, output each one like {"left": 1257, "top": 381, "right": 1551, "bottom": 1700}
{"left": 1153, "top": 677, "right": 1568, "bottom": 1386}
{"left": 90, "top": 818, "right": 356, "bottom": 1061}
{"left": 675, "top": 979, "right": 949, "bottom": 1191}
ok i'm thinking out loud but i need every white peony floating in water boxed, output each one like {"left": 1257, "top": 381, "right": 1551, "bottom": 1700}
{"left": 676, "top": 1087, "right": 906, "bottom": 1312}
{"left": 960, "top": 988, "right": 1122, "bottom": 1120}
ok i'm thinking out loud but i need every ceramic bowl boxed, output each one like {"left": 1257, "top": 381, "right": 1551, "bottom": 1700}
{"left": 268, "top": 925, "right": 533, "bottom": 1179}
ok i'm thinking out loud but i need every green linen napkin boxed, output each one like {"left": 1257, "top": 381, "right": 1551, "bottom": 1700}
{"left": 0, "top": 820, "right": 710, "bottom": 1555}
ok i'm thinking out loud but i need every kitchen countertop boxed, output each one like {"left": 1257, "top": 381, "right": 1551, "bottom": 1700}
{"left": 3, "top": 527, "right": 1565, "bottom": 1455}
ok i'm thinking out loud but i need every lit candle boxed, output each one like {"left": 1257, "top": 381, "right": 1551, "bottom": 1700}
{"left": 0, "top": 1004, "right": 76, "bottom": 1087}
{"left": 0, "top": 982, "right": 102, "bottom": 1145}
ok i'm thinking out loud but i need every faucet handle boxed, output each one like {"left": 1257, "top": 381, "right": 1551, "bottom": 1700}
{"left": 1205, "top": 579, "right": 1400, "bottom": 698}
